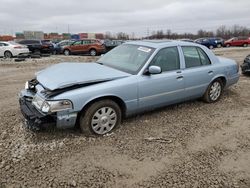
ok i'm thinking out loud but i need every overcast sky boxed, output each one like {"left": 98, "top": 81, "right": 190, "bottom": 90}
{"left": 0, "top": 0, "right": 249, "bottom": 37}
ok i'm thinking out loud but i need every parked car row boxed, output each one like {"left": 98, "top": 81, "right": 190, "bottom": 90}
{"left": 193, "top": 36, "right": 250, "bottom": 49}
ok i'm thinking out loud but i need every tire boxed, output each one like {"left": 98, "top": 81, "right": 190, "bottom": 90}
{"left": 226, "top": 44, "right": 230, "bottom": 47}
{"left": 41, "top": 53, "right": 51, "bottom": 57}
{"left": 217, "top": 44, "right": 222, "bottom": 48}
{"left": 30, "top": 54, "right": 41, "bottom": 59}
{"left": 209, "top": 45, "right": 214, "bottom": 49}
{"left": 64, "top": 49, "right": 70, "bottom": 56}
{"left": 243, "top": 43, "right": 248, "bottom": 47}
{"left": 80, "top": 99, "right": 121, "bottom": 136}
{"left": 89, "top": 49, "right": 97, "bottom": 56}
{"left": 4, "top": 51, "right": 13, "bottom": 58}
{"left": 203, "top": 79, "right": 223, "bottom": 103}
{"left": 33, "top": 50, "right": 41, "bottom": 55}
{"left": 15, "top": 58, "right": 25, "bottom": 62}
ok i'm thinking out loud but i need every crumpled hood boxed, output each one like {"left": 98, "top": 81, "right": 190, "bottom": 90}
{"left": 36, "top": 62, "right": 130, "bottom": 91}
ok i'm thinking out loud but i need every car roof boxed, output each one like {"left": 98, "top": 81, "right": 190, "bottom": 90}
{"left": 125, "top": 40, "right": 200, "bottom": 49}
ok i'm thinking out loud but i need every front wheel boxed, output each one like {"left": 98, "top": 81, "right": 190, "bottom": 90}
{"left": 209, "top": 45, "right": 214, "bottom": 49}
{"left": 80, "top": 100, "right": 121, "bottom": 136}
{"left": 64, "top": 49, "right": 70, "bottom": 56}
{"left": 203, "top": 79, "right": 223, "bottom": 103}
{"left": 89, "top": 49, "right": 97, "bottom": 56}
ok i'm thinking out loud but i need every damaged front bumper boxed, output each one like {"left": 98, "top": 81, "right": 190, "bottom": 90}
{"left": 19, "top": 89, "right": 78, "bottom": 131}
{"left": 19, "top": 96, "right": 56, "bottom": 130}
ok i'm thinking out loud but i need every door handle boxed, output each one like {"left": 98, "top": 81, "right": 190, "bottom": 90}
{"left": 176, "top": 76, "right": 184, "bottom": 80}
{"left": 208, "top": 70, "right": 214, "bottom": 75}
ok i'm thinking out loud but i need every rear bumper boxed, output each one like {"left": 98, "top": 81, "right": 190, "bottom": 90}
{"left": 13, "top": 49, "right": 30, "bottom": 56}
{"left": 19, "top": 96, "right": 56, "bottom": 130}
{"left": 226, "top": 73, "right": 240, "bottom": 88}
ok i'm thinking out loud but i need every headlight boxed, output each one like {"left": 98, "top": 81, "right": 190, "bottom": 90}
{"left": 41, "top": 100, "right": 73, "bottom": 113}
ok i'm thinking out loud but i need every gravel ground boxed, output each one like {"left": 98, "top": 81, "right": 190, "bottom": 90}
{"left": 0, "top": 49, "right": 250, "bottom": 188}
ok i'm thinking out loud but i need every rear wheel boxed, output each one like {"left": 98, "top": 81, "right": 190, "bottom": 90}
{"left": 203, "top": 79, "right": 223, "bottom": 103}
{"left": 80, "top": 100, "right": 121, "bottom": 136}
{"left": 217, "top": 44, "right": 222, "bottom": 48}
{"left": 4, "top": 51, "right": 12, "bottom": 58}
{"left": 226, "top": 44, "right": 230, "bottom": 47}
{"left": 89, "top": 49, "right": 97, "bottom": 56}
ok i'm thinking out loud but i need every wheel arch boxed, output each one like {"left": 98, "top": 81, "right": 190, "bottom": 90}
{"left": 4, "top": 50, "right": 13, "bottom": 56}
{"left": 211, "top": 76, "right": 227, "bottom": 88}
{"left": 63, "top": 48, "right": 70, "bottom": 53}
{"left": 89, "top": 48, "right": 97, "bottom": 52}
{"left": 76, "top": 95, "right": 127, "bottom": 127}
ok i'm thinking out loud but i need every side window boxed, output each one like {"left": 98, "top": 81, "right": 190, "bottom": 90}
{"left": 73, "top": 41, "right": 82, "bottom": 45}
{"left": 182, "top": 46, "right": 211, "bottom": 68}
{"left": 19, "top": 40, "right": 26, "bottom": 44}
{"left": 150, "top": 47, "right": 180, "bottom": 72}
{"left": 82, "top": 40, "right": 90, "bottom": 45}
{"left": 34, "top": 41, "right": 40, "bottom": 44}
{"left": 197, "top": 48, "right": 211, "bottom": 65}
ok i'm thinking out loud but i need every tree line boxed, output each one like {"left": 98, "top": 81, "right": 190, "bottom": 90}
{"left": 105, "top": 25, "right": 250, "bottom": 40}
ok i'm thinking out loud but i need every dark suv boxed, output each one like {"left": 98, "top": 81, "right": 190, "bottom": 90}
{"left": 195, "top": 38, "right": 224, "bottom": 49}
{"left": 18, "top": 40, "right": 54, "bottom": 54}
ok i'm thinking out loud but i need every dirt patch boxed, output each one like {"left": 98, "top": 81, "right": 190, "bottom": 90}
{"left": 0, "top": 50, "right": 250, "bottom": 187}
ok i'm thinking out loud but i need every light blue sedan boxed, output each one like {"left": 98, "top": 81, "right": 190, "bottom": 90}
{"left": 19, "top": 40, "right": 239, "bottom": 135}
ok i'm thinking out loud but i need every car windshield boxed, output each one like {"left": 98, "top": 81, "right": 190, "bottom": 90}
{"left": 97, "top": 44, "right": 154, "bottom": 74}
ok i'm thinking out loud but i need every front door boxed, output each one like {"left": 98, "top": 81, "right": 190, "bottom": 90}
{"left": 70, "top": 41, "right": 83, "bottom": 53}
{"left": 138, "top": 47, "right": 185, "bottom": 110}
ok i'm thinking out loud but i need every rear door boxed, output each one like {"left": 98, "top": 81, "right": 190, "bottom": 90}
{"left": 181, "top": 46, "right": 213, "bottom": 99}
{"left": 81, "top": 40, "right": 91, "bottom": 53}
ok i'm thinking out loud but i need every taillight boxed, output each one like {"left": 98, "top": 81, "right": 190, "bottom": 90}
{"left": 14, "top": 46, "right": 23, "bottom": 49}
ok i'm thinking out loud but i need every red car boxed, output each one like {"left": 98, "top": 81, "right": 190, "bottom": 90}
{"left": 224, "top": 37, "right": 250, "bottom": 47}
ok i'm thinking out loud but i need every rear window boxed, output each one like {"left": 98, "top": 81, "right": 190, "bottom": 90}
{"left": 182, "top": 46, "right": 211, "bottom": 68}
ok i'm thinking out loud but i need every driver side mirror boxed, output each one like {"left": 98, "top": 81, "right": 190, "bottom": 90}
{"left": 145, "top": 66, "right": 162, "bottom": 75}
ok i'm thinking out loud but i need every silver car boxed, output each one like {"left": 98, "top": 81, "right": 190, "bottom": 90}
{"left": 19, "top": 40, "right": 239, "bottom": 135}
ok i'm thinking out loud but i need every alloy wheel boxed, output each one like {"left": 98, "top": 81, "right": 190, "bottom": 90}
{"left": 209, "top": 81, "right": 222, "bottom": 101}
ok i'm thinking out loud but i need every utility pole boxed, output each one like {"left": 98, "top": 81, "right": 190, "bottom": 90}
{"left": 67, "top": 24, "right": 70, "bottom": 34}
